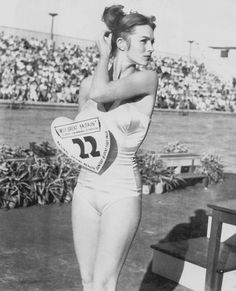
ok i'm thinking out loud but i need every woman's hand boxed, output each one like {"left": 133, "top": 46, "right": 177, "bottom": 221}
{"left": 96, "top": 31, "right": 112, "bottom": 59}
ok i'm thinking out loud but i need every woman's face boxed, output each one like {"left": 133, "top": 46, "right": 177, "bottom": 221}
{"left": 126, "top": 25, "right": 155, "bottom": 66}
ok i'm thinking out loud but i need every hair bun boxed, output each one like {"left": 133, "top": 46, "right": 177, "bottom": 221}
{"left": 102, "top": 5, "right": 126, "bottom": 32}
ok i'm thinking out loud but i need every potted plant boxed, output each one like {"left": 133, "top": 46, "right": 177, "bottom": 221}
{"left": 136, "top": 150, "right": 185, "bottom": 195}
{"left": 149, "top": 159, "right": 185, "bottom": 194}
{"left": 141, "top": 174, "right": 153, "bottom": 195}
{"left": 159, "top": 168, "right": 185, "bottom": 192}
{"left": 199, "top": 153, "right": 224, "bottom": 188}
{"left": 162, "top": 141, "right": 189, "bottom": 154}
{"left": 146, "top": 154, "right": 166, "bottom": 194}
{"left": 136, "top": 150, "right": 153, "bottom": 194}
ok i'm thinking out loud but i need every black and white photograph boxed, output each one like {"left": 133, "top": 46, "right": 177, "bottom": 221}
{"left": 0, "top": 0, "right": 236, "bottom": 290}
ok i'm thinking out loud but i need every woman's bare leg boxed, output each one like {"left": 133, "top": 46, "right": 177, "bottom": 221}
{"left": 93, "top": 197, "right": 141, "bottom": 291}
{"left": 72, "top": 191, "right": 100, "bottom": 291}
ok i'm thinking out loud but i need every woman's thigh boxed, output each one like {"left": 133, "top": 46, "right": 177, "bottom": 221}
{"left": 93, "top": 196, "right": 142, "bottom": 282}
{"left": 72, "top": 189, "right": 101, "bottom": 278}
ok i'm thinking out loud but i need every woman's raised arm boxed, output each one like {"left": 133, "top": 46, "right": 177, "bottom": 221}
{"left": 77, "top": 76, "right": 92, "bottom": 113}
{"left": 89, "top": 32, "right": 158, "bottom": 103}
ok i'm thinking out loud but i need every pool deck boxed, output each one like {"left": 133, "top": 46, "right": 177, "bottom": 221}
{"left": 0, "top": 173, "right": 236, "bottom": 291}
{"left": 1, "top": 99, "right": 236, "bottom": 115}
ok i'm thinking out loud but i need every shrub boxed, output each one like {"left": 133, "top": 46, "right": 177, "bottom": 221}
{"left": 161, "top": 141, "right": 189, "bottom": 153}
{"left": 0, "top": 142, "right": 225, "bottom": 208}
{"left": 199, "top": 153, "right": 224, "bottom": 184}
{"left": 0, "top": 144, "right": 33, "bottom": 162}
{"left": 0, "top": 143, "right": 80, "bottom": 209}
{"left": 136, "top": 150, "right": 185, "bottom": 193}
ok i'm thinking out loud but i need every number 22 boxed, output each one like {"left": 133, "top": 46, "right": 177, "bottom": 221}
{"left": 72, "top": 136, "right": 100, "bottom": 159}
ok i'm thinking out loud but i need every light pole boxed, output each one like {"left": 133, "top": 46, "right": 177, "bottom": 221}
{"left": 188, "top": 40, "right": 194, "bottom": 62}
{"left": 49, "top": 13, "right": 58, "bottom": 41}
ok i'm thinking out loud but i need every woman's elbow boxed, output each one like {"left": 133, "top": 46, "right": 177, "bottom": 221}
{"left": 89, "top": 89, "right": 103, "bottom": 103}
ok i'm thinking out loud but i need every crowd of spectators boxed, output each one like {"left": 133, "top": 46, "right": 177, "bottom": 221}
{"left": 0, "top": 31, "right": 98, "bottom": 104}
{"left": 0, "top": 31, "right": 236, "bottom": 112}
{"left": 152, "top": 56, "right": 236, "bottom": 112}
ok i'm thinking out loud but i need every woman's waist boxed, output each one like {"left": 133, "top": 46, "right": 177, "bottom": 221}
{"left": 77, "top": 164, "right": 141, "bottom": 194}
{"left": 78, "top": 162, "right": 140, "bottom": 183}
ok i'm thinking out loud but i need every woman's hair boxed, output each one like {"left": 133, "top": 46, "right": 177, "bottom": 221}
{"left": 102, "top": 5, "right": 156, "bottom": 56}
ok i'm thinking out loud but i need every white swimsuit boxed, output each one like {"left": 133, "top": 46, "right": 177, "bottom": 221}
{"left": 74, "top": 100, "right": 151, "bottom": 215}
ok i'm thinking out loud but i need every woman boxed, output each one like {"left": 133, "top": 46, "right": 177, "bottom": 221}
{"left": 72, "top": 5, "right": 158, "bottom": 291}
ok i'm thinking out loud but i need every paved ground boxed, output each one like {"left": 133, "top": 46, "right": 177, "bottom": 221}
{"left": 0, "top": 174, "right": 236, "bottom": 291}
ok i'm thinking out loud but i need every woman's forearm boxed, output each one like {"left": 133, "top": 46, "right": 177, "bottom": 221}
{"left": 89, "top": 56, "right": 110, "bottom": 102}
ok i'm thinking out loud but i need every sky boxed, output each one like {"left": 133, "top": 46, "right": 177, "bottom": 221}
{"left": 0, "top": 0, "right": 236, "bottom": 78}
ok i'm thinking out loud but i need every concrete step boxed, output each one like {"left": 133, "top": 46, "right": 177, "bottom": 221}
{"left": 151, "top": 237, "right": 236, "bottom": 291}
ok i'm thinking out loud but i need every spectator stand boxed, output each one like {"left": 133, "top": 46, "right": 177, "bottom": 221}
{"left": 0, "top": 28, "right": 236, "bottom": 113}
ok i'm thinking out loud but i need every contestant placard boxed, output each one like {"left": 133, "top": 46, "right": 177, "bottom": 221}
{"left": 51, "top": 116, "right": 110, "bottom": 173}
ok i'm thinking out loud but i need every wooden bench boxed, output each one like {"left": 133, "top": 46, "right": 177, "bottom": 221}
{"left": 159, "top": 153, "right": 206, "bottom": 180}
{"left": 159, "top": 153, "right": 201, "bottom": 167}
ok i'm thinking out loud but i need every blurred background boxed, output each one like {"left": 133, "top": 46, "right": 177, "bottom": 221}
{"left": 0, "top": 0, "right": 236, "bottom": 172}
{"left": 1, "top": 0, "right": 236, "bottom": 80}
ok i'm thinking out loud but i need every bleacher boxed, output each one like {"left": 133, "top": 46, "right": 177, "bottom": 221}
{"left": 0, "top": 28, "right": 236, "bottom": 111}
